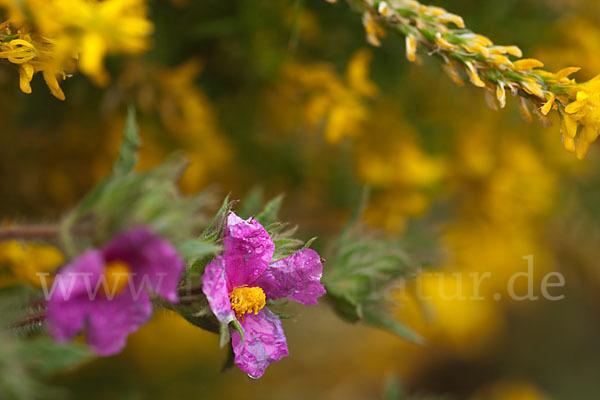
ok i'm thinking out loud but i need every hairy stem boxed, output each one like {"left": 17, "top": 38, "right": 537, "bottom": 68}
{"left": 0, "top": 225, "right": 60, "bottom": 241}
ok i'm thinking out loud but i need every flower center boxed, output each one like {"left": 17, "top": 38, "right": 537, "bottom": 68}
{"left": 229, "top": 286, "right": 266, "bottom": 320}
{"left": 102, "top": 260, "right": 131, "bottom": 297}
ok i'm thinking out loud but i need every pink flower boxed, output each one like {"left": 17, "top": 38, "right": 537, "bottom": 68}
{"left": 46, "top": 227, "right": 184, "bottom": 356}
{"left": 202, "top": 213, "right": 326, "bottom": 378}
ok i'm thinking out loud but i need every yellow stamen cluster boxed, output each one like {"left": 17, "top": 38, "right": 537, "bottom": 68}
{"left": 102, "top": 260, "right": 131, "bottom": 297}
{"left": 229, "top": 286, "right": 266, "bottom": 320}
{"left": 0, "top": 0, "right": 152, "bottom": 99}
{"left": 326, "top": 0, "right": 600, "bottom": 159}
{"left": 0, "top": 23, "right": 69, "bottom": 100}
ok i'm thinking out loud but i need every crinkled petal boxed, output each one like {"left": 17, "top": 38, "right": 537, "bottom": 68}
{"left": 202, "top": 256, "right": 236, "bottom": 324}
{"left": 254, "top": 249, "right": 326, "bottom": 305}
{"left": 85, "top": 289, "right": 153, "bottom": 356}
{"left": 46, "top": 250, "right": 104, "bottom": 341}
{"left": 103, "top": 227, "right": 185, "bottom": 303}
{"left": 224, "top": 213, "right": 274, "bottom": 289}
{"left": 231, "top": 308, "right": 288, "bottom": 378}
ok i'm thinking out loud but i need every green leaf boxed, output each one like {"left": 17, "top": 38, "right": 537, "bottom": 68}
{"left": 20, "top": 337, "right": 93, "bottom": 376}
{"left": 362, "top": 305, "right": 423, "bottom": 344}
{"left": 60, "top": 106, "right": 142, "bottom": 255}
{"left": 112, "top": 105, "right": 141, "bottom": 177}
{"left": 338, "top": 186, "right": 369, "bottom": 244}
{"left": 177, "top": 239, "right": 221, "bottom": 265}
{"left": 201, "top": 194, "right": 235, "bottom": 240}
{"left": 255, "top": 194, "right": 284, "bottom": 226}
{"left": 383, "top": 375, "right": 406, "bottom": 400}
{"left": 70, "top": 106, "right": 141, "bottom": 218}
{"left": 325, "top": 291, "right": 362, "bottom": 323}
{"left": 238, "top": 187, "right": 264, "bottom": 219}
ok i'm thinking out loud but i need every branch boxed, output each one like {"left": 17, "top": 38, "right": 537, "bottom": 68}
{"left": 0, "top": 225, "right": 60, "bottom": 241}
{"left": 333, "top": 0, "right": 600, "bottom": 159}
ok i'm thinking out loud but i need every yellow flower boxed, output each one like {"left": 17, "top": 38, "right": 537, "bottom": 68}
{"left": 561, "top": 79, "right": 600, "bottom": 159}
{"left": 465, "top": 61, "right": 486, "bottom": 88}
{"left": 0, "top": 240, "right": 63, "bottom": 289}
{"left": 0, "top": 27, "right": 69, "bottom": 99}
{"left": 346, "top": 48, "right": 379, "bottom": 97}
{"left": 0, "top": 0, "right": 153, "bottom": 97}
{"left": 513, "top": 58, "right": 544, "bottom": 71}
{"left": 31, "top": 0, "right": 153, "bottom": 85}
{"left": 362, "top": 12, "right": 385, "bottom": 47}
{"left": 267, "top": 50, "right": 378, "bottom": 144}
{"left": 405, "top": 36, "right": 418, "bottom": 62}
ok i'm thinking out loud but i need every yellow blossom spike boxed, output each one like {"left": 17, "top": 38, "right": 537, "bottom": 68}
{"left": 405, "top": 36, "right": 417, "bottom": 62}
{"left": 442, "top": 61, "right": 464, "bottom": 86}
{"left": 540, "top": 93, "right": 555, "bottom": 115}
{"left": 576, "top": 91, "right": 588, "bottom": 101}
{"left": 518, "top": 97, "right": 532, "bottom": 121}
{"left": 513, "top": 58, "right": 544, "bottom": 71}
{"left": 435, "top": 33, "right": 455, "bottom": 50}
{"left": 521, "top": 79, "right": 544, "bottom": 99}
{"left": 439, "top": 13, "right": 464, "bottom": 28}
{"left": 565, "top": 99, "right": 586, "bottom": 114}
{"left": 42, "top": 70, "right": 65, "bottom": 101}
{"left": 562, "top": 134, "right": 575, "bottom": 152}
{"left": 562, "top": 115, "right": 578, "bottom": 138}
{"left": 503, "top": 45, "right": 523, "bottom": 58}
{"left": 80, "top": 33, "right": 109, "bottom": 85}
{"left": 484, "top": 89, "right": 498, "bottom": 110}
{"left": 465, "top": 62, "right": 485, "bottom": 88}
{"left": 496, "top": 83, "right": 506, "bottom": 108}
{"left": 582, "top": 125, "right": 599, "bottom": 143}
{"left": 347, "top": 49, "right": 378, "bottom": 97}
{"left": 463, "top": 42, "right": 490, "bottom": 58}
{"left": 425, "top": 6, "right": 446, "bottom": 16}
{"left": 5, "top": 39, "right": 36, "bottom": 64}
{"left": 489, "top": 53, "right": 512, "bottom": 67}
{"left": 576, "top": 139, "right": 591, "bottom": 160}
{"left": 363, "top": 13, "right": 385, "bottom": 47}
{"left": 18, "top": 63, "right": 34, "bottom": 94}
{"left": 461, "top": 33, "right": 493, "bottom": 47}
{"left": 378, "top": 1, "right": 390, "bottom": 16}
{"left": 555, "top": 67, "right": 580, "bottom": 81}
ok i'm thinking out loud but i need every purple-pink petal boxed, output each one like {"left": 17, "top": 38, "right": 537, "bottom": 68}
{"left": 231, "top": 308, "right": 289, "bottom": 378}
{"left": 102, "top": 227, "right": 185, "bottom": 303}
{"left": 85, "top": 290, "right": 153, "bottom": 356}
{"left": 46, "top": 250, "right": 104, "bottom": 342}
{"left": 201, "top": 256, "right": 236, "bottom": 325}
{"left": 254, "top": 249, "right": 326, "bottom": 305}
{"left": 46, "top": 250, "right": 154, "bottom": 356}
{"left": 223, "top": 213, "right": 274, "bottom": 289}
{"left": 46, "top": 227, "right": 184, "bottom": 356}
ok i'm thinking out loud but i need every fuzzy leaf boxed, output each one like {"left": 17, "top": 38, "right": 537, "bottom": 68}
{"left": 19, "top": 337, "right": 93, "bottom": 376}
{"left": 255, "top": 194, "right": 283, "bottom": 226}
{"left": 111, "top": 106, "right": 141, "bottom": 177}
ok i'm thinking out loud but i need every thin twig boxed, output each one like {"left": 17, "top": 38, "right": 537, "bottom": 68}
{"left": 8, "top": 311, "right": 46, "bottom": 330}
{"left": 0, "top": 225, "right": 60, "bottom": 241}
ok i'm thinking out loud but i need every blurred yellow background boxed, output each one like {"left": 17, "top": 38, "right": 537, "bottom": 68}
{"left": 2, "top": 0, "right": 600, "bottom": 398}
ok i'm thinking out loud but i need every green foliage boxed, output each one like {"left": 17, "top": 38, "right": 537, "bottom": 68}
{"left": 59, "top": 111, "right": 214, "bottom": 255}
{"left": 0, "top": 288, "right": 91, "bottom": 400}
{"left": 112, "top": 106, "right": 141, "bottom": 177}
{"left": 255, "top": 194, "right": 284, "bottom": 227}
{"left": 323, "top": 189, "right": 423, "bottom": 343}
